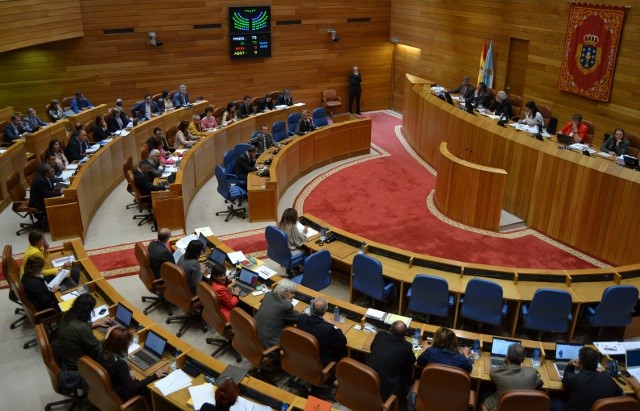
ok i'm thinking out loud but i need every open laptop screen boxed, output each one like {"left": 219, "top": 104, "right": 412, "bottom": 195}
{"left": 627, "top": 348, "right": 640, "bottom": 368}
{"left": 555, "top": 343, "right": 582, "bottom": 361}
{"left": 114, "top": 303, "right": 133, "bottom": 327}
{"left": 144, "top": 330, "right": 167, "bottom": 358}
{"left": 208, "top": 248, "right": 227, "bottom": 265}
{"left": 238, "top": 268, "right": 258, "bottom": 286}
{"left": 491, "top": 337, "right": 521, "bottom": 357}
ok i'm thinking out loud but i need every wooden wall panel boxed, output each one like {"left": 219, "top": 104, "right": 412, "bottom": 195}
{"left": 391, "top": 0, "right": 640, "bottom": 148}
{"left": 0, "top": 1, "right": 391, "bottom": 121}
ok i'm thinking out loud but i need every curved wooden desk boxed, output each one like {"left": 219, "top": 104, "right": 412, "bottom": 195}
{"left": 402, "top": 74, "right": 640, "bottom": 267}
{"left": 435, "top": 141, "right": 507, "bottom": 231}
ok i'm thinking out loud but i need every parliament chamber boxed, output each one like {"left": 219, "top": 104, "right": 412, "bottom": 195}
{"left": 3, "top": 1, "right": 640, "bottom": 410}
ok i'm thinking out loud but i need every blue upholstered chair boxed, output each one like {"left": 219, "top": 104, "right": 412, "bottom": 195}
{"left": 291, "top": 250, "right": 331, "bottom": 292}
{"left": 407, "top": 275, "right": 454, "bottom": 321}
{"left": 265, "top": 226, "right": 306, "bottom": 274}
{"left": 521, "top": 289, "right": 572, "bottom": 338}
{"left": 287, "top": 112, "right": 301, "bottom": 136}
{"left": 223, "top": 149, "right": 236, "bottom": 175}
{"left": 459, "top": 278, "right": 507, "bottom": 331}
{"left": 353, "top": 254, "right": 395, "bottom": 306}
{"left": 214, "top": 165, "right": 247, "bottom": 222}
{"left": 272, "top": 121, "right": 288, "bottom": 142}
{"left": 586, "top": 285, "right": 638, "bottom": 338}
{"left": 312, "top": 107, "right": 329, "bottom": 127}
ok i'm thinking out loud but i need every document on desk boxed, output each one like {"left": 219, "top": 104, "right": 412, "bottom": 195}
{"left": 254, "top": 265, "right": 277, "bottom": 280}
{"left": 66, "top": 163, "right": 79, "bottom": 170}
{"left": 227, "top": 251, "right": 247, "bottom": 264}
{"left": 60, "top": 170, "right": 74, "bottom": 180}
{"left": 46, "top": 269, "right": 69, "bottom": 290}
{"left": 194, "top": 226, "right": 214, "bottom": 237}
{"left": 52, "top": 255, "right": 76, "bottom": 268}
{"left": 85, "top": 144, "right": 100, "bottom": 154}
{"left": 189, "top": 383, "right": 214, "bottom": 410}
{"left": 175, "top": 234, "right": 198, "bottom": 250}
{"left": 384, "top": 313, "right": 412, "bottom": 327}
{"left": 155, "top": 369, "right": 192, "bottom": 396}
{"left": 90, "top": 304, "right": 109, "bottom": 322}
{"left": 296, "top": 221, "right": 319, "bottom": 239}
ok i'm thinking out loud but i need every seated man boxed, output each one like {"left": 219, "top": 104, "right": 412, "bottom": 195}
{"left": 107, "top": 107, "right": 130, "bottom": 133}
{"left": 147, "top": 127, "right": 170, "bottom": 154}
{"left": 70, "top": 91, "right": 94, "bottom": 113}
{"left": 147, "top": 149, "right": 166, "bottom": 178}
{"left": 133, "top": 160, "right": 168, "bottom": 197}
{"left": 296, "top": 298, "right": 347, "bottom": 366}
{"left": 296, "top": 110, "right": 316, "bottom": 135}
{"left": 560, "top": 114, "right": 589, "bottom": 143}
{"left": 469, "top": 81, "right": 492, "bottom": 109}
{"left": 29, "top": 164, "right": 64, "bottom": 230}
{"left": 22, "top": 108, "right": 49, "bottom": 132}
{"left": 3, "top": 114, "right": 26, "bottom": 144}
{"left": 148, "top": 228, "right": 173, "bottom": 279}
{"left": 188, "top": 115, "right": 209, "bottom": 138}
{"left": 276, "top": 88, "right": 294, "bottom": 106}
{"left": 233, "top": 145, "right": 258, "bottom": 188}
{"left": 601, "top": 128, "right": 630, "bottom": 156}
{"left": 447, "top": 75, "right": 475, "bottom": 100}
{"left": 44, "top": 152, "right": 64, "bottom": 180}
{"left": 492, "top": 90, "right": 514, "bottom": 120}
{"left": 64, "top": 130, "right": 89, "bottom": 162}
{"left": 172, "top": 84, "right": 190, "bottom": 108}
{"left": 131, "top": 94, "right": 161, "bottom": 121}
{"left": 483, "top": 343, "right": 542, "bottom": 411}
{"left": 254, "top": 279, "right": 299, "bottom": 347}
{"left": 257, "top": 94, "right": 274, "bottom": 113}
{"left": 249, "top": 124, "right": 281, "bottom": 154}
{"left": 237, "top": 95, "right": 254, "bottom": 119}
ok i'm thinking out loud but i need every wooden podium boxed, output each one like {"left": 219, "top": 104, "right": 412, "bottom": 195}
{"left": 434, "top": 142, "right": 507, "bottom": 231}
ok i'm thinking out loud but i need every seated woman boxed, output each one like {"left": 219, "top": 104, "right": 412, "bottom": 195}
{"left": 277, "top": 208, "right": 307, "bottom": 256}
{"left": 201, "top": 379, "right": 239, "bottom": 411}
{"left": 174, "top": 120, "right": 198, "bottom": 149}
{"left": 98, "top": 327, "right": 167, "bottom": 403}
{"left": 157, "top": 90, "right": 174, "bottom": 112}
{"left": 92, "top": 115, "right": 110, "bottom": 142}
{"left": 176, "top": 239, "right": 205, "bottom": 295}
{"left": 201, "top": 106, "right": 218, "bottom": 131}
{"left": 601, "top": 128, "right": 630, "bottom": 156}
{"left": 20, "top": 255, "right": 61, "bottom": 313}
{"left": 519, "top": 101, "right": 544, "bottom": 129}
{"left": 560, "top": 113, "right": 588, "bottom": 143}
{"left": 209, "top": 262, "right": 239, "bottom": 321}
{"left": 221, "top": 102, "right": 237, "bottom": 126}
{"left": 48, "top": 139, "right": 69, "bottom": 170}
{"left": 416, "top": 327, "right": 473, "bottom": 372}
{"left": 48, "top": 99, "right": 67, "bottom": 122}
{"left": 257, "top": 93, "right": 274, "bottom": 113}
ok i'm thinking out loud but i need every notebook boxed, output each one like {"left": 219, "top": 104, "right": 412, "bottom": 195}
{"left": 553, "top": 342, "right": 583, "bottom": 378}
{"left": 556, "top": 133, "right": 573, "bottom": 145}
{"left": 234, "top": 267, "right": 259, "bottom": 296}
{"left": 98, "top": 303, "right": 134, "bottom": 334}
{"left": 625, "top": 347, "right": 640, "bottom": 380}
{"left": 128, "top": 330, "right": 167, "bottom": 371}
{"left": 484, "top": 337, "right": 521, "bottom": 372}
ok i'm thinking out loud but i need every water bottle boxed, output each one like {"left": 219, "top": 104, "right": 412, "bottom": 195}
{"left": 280, "top": 403, "right": 289, "bottom": 411}
{"left": 532, "top": 348, "right": 541, "bottom": 368}
{"left": 472, "top": 339, "right": 480, "bottom": 361}
{"left": 412, "top": 329, "right": 421, "bottom": 351}
{"left": 333, "top": 306, "right": 340, "bottom": 322}
{"left": 320, "top": 228, "right": 327, "bottom": 242}
{"left": 359, "top": 242, "right": 366, "bottom": 254}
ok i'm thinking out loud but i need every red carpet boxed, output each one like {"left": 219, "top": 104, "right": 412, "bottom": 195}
{"left": 296, "top": 111, "right": 600, "bottom": 269}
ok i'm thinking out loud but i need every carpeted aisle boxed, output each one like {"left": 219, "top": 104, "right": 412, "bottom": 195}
{"left": 296, "top": 111, "right": 601, "bottom": 269}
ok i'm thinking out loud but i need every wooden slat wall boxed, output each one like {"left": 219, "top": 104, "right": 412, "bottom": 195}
{"left": 0, "top": 0, "right": 84, "bottom": 53}
{"left": 0, "top": 1, "right": 391, "bottom": 119}
{"left": 390, "top": 0, "right": 640, "bottom": 148}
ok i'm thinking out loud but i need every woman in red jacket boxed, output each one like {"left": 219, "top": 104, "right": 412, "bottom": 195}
{"left": 209, "top": 263, "right": 240, "bottom": 321}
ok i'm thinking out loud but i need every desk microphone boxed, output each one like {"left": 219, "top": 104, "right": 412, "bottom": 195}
{"left": 455, "top": 147, "right": 469, "bottom": 158}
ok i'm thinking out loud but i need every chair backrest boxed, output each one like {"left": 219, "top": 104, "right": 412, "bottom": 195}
{"left": 323, "top": 89, "right": 339, "bottom": 102}
{"left": 23, "top": 158, "right": 41, "bottom": 186}
{"left": 288, "top": 112, "right": 301, "bottom": 132}
{"left": 35, "top": 323, "right": 65, "bottom": 397}
{"left": 44, "top": 103, "right": 55, "bottom": 122}
{"left": 496, "top": 390, "right": 550, "bottom": 411}
{"left": 265, "top": 225, "right": 295, "bottom": 269}
{"left": 223, "top": 149, "right": 236, "bottom": 175}
{"left": 6, "top": 263, "right": 39, "bottom": 326}
{"left": 409, "top": 274, "right": 450, "bottom": 317}
{"left": 3, "top": 244, "right": 21, "bottom": 305}
{"left": 537, "top": 104, "right": 552, "bottom": 128}
{"left": 298, "top": 250, "right": 331, "bottom": 291}
{"left": 591, "top": 285, "right": 639, "bottom": 327}
{"left": 165, "top": 125, "right": 177, "bottom": 149}
{"left": 123, "top": 155, "right": 133, "bottom": 174}
{"left": 62, "top": 96, "right": 74, "bottom": 111}
{"left": 460, "top": 278, "right": 504, "bottom": 325}
{"left": 280, "top": 326, "right": 325, "bottom": 386}
{"left": 415, "top": 363, "right": 472, "bottom": 411}
{"left": 487, "top": 88, "right": 497, "bottom": 100}
{"left": 196, "top": 281, "right": 229, "bottom": 337}
{"left": 77, "top": 356, "right": 123, "bottom": 411}
{"left": 353, "top": 254, "right": 386, "bottom": 301}
{"left": 125, "top": 169, "right": 149, "bottom": 207}
{"left": 213, "top": 106, "right": 225, "bottom": 125}
{"left": 525, "top": 289, "right": 572, "bottom": 332}
{"left": 160, "top": 262, "right": 193, "bottom": 312}
{"left": 269, "top": 90, "right": 282, "bottom": 102}
{"left": 229, "top": 307, "right": 266, "bottom": 369}
{"left": 232, "top": 143, "right": 251, "bottom": 160}
{"left": 272, "top": 121, "right": 288, "bottom": 142}
{"left": 7, "top": 172, "right": 28, "bottom": 211}
{"left": 312, "top": 107, "right": 328, "bottom": 127}
{"left": 134, "top": 242, "right": 157, "bottom": 293}
{"left": 335, "top": 358, "right": 388, "bottom": 411}
{"left": 625, "top": 130, "right": 640, "bottom": 158}
{"left": 591, "top": 396, "right": 640, "bottom": 411}
{"left": 583, "top": 119, "right": 595, "bottom": 145}
{"left": 506, "top": 94, "right": 523, "bottom": 117}
{"left": 251, "top": 96, "right": 262, "bottom": 109}
{"left": 140, "top": 142, "right": 149, "bottom": 160}
{"left": 215, "top": 164, "right": 233, "bottom": 200}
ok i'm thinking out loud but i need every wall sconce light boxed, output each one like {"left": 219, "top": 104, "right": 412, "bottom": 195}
{"left": 327, "top": 28, "right": 340, "bottom": 42}
{"left": 149, "top": 32, "right": 163, "bottom": 47}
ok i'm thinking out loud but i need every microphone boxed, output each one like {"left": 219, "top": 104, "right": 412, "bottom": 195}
{"left": 455, "top": 147, "right": 469, "bottom": 158}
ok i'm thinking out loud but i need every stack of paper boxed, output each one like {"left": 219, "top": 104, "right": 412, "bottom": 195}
{"left": 154, "top": 369, "right": 192, "bottom": 396}
{"left": 296, "top": 222, "right": 319, "bottom": 239}
{"left": 365, "top": 308, "right": 386, "bottom": 320}
{"left": 384, "top": 313, "right": 412, "bottom": 327}
{"left": 254, "top": 265, "right": 277, "bottom": 280}
{"left": 227, "top": 251, "right": 247, "bottom": 265}
{"left": 86, "top": 144, "right": 100, "bottom": 154}
{"left": 175, "top": 234, "right": 198, "bottom": 249}
{"left": 52, "top": 256, "right": 75, "bottom": 268}
{"left": 195, "top": 227, "right": 214, "bottom": 237}
{"left": 46, "top": 269, "right": 70, "bottom": 290}
{"left": 188, "top": 383, "right": 215, "bottom": 410}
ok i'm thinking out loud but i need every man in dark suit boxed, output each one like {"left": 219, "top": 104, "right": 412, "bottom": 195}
{"left": 348, "top": 65, "right": 362, "bottom": 114}
{"left": 275, "top": 88, "right": 294, "bottom": 106}
{"left": 296, "top": 298, "right": 347, "bottom": 366}
{"left": 148, "top": 228, "right": 173, "bottom": 278}
{"left": 249, "top": 125, "right": 281, "bottom": 155}
{"left": 483, "top": 343, "right": 542, "bottom": 411}
{"left": 133, "top": 160, "right": 167, "bottom": 197}
{"left": 551, "top": 347, "right": 622, "bottom": 411}
{"left": 237, "top": 95, "right": 254, "bottom": 119}
{"left": 64, "top": 130, "right": 89, "bottom": 162}
{"left": 172, "top": 84, "right": 190, "bottom": 108}
{"left": 447, "top": 75, "right": 476, "bottom": 100}
{"left": 22, "top": 108, "right": 49, "bottom": 132}
{"left": 233, "top": 145, "right": 257, "bottom": 188}
{"left": 131, "top": 94, "right": 161, "bottom": 121}
{"left": 492, "top": 90, "right": 514, "bottom": 120}
{"left": 29, "top": 164, "right": 63, "bottom": 229}
{"left": 470, "top": 82, "right": 492, "bottom": 109}
{"left": 107, "top": 107, "right": 129, "bottom": 133}
{"left": 4, "top": 114, "right": 26, "bottom": 144}
{"left": 254, "top": 279, "right": 300, "bottom": 347}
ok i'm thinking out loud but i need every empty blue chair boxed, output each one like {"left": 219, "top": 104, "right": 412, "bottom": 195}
{"left": 312, "top": 107, "right": 329, "bottom": 127}
{"left": 287, "top": 112, "right": 301, "bottom": 136}
{"left": 272, "top": 121, "right": 288, "bottom": 142}
{"left": 353, "top": 254, "right": 395, "bottom": 306}
{"left": 586, "top": 285, "right": 638, "bottom": 338}
{"left": 223, "top": 149, "right": 236, "bottom": 175}
{"left": 459, "top": 278, "right": 507, "bottom": 330}
{"left": 521, "top": 289, "right": 572, "bottom": 337}
{"left": 291, "top": 250, "right": 331, "bottom": 291}
{"left": 265, "top": 226, "right": 306, "bottom": 274}
{"left": 214, "top": 165, "right": 247, "bottom": 222}
{"left": 407, "top": 275, "right": 454, "bottom": 320}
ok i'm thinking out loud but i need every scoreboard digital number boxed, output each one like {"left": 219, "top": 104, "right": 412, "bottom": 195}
{"left": 229, "top": 6, "right": 271, "bottom": 60}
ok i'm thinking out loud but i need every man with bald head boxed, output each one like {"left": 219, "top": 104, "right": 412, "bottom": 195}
{"left": 296, "top": 297, "right": 347, "bottom": 365}
{"left": 148, "top": 228, "right": 173, "bottom": 278}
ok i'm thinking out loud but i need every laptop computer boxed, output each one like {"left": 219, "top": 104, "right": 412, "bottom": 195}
{"left": 485, "top": 337, "right": 521, "bottom": 372}
{"left": 98, "top": 303, "right": 134, "bottom": 334}
{"left": 208, "top": 247, "right": 227, "bottom": 266}
{"left": 58, "top": 276, "right": 77, "bottom": 292}
{"left": 556, "top": 133, "right": 573, "bottom": 145}
{"left": 234, "top": 267, "right": 259, "bottom": 297}
{"left": 215, "top": 364, "right": 249, "bottom": 386}
{"left": 553, "top": 342, "right": 583, "bottom": 378}
{"left": 625, "top": 347, "right": 640, "bottom": 380}
{"left": 128, "top": 329, "right": 167, "bottom": 371}
{"left": 623, "top": 155, "right": 639, "bottom": 169}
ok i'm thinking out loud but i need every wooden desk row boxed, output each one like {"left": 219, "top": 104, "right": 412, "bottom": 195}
{"left": 299, "top": 213, "right": 640, "bottom": 341}
{"left": 402, "top": 74, "right": 640, "bottom": 267}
